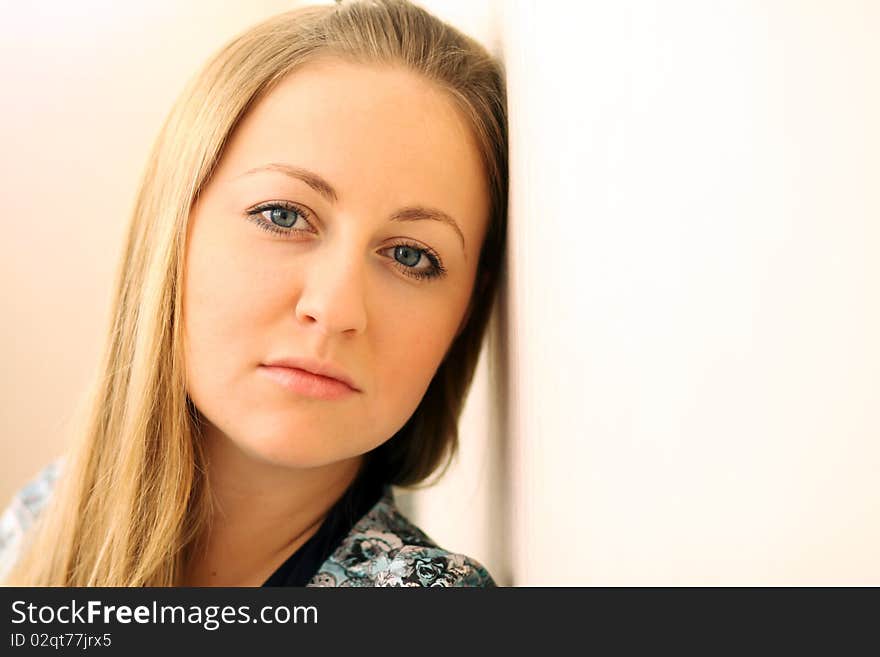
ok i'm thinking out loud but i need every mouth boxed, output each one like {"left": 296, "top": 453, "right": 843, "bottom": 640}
{"left": 258, "top": 364, "right": 360, "bottom": 400}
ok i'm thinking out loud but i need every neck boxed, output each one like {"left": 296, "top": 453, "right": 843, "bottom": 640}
{"left": 182, "top": 423, "right": 363, "bottom": 587}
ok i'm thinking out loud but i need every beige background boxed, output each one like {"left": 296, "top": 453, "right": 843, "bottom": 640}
{"left": 3, "top": 0, "right": 880, "bottom": 585}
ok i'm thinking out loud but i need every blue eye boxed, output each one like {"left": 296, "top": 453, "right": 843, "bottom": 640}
{"left": 388, "top": 242, "right": 446, "bottom": 281}
{"left": 267, "top": 206, "right": 301, "bottom": 228}
{"left": 395, "top": 245, "right": 421, "bottom": 267}
{"left": 246, "top": 202, "right": 314, "bottom": 236}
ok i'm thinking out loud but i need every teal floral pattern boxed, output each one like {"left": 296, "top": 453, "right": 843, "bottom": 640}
{"left": 0, "top": 460, "right": 62, "bottom": 582}
{"left": 309, "top": 486, "right": 495, "bottom": 587}
{"left": 0, "top": 461, "right": 496, "bottom": 588}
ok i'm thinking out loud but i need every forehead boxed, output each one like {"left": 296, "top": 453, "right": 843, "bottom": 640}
{"left": 213, "top": 57, "right": 489, "bottom": 246}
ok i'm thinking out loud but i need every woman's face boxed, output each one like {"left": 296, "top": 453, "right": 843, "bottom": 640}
{"left": 182, "top": 58, "right": 489, "bottom": 470}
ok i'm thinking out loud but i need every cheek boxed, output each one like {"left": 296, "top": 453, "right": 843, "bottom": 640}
{"left": 370, "top": 299, "right": 462, "bottom": 425}
{"left": 182, "top": 219, "right": 280, "bottom": 403}
{"left": 187, "top": 216, "right": 246, "bottom": 310}
{"left": 183, "top": 217, "right": 287, "bottom": 348}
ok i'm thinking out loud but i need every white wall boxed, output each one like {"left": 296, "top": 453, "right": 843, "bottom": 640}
{"left": 501, "top": 0, "right": 880, "bottom": 585}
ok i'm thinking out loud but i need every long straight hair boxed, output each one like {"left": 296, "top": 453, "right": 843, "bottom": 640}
{"left": 6, "top": 0, "right": 507, "bottom": 586}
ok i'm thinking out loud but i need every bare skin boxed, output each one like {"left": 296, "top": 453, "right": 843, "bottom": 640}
{"left": 182, "top": 434, "right": 361, "bottom": 586}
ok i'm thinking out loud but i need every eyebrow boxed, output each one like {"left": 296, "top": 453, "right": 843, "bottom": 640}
{"left": 239, "top": 163, "right": 467, "bottom": 253}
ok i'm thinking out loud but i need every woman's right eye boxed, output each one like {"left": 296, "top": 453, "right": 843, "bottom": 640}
{"left": 247, "top": 202, "right": 313, "bottom": 236}
{"left": 268, "top": 207, "right": 296, "bottom": 226}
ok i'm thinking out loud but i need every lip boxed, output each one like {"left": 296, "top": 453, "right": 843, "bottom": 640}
{"left": 259, "top": 365, "right": 358, "bottom": 400}
{"left": 260, "top": 357, "right": 360, "bottom": 392}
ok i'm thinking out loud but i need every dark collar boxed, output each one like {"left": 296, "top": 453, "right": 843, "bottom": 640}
{"left": 262, "top": 465, "right": 388, "bottom": 587}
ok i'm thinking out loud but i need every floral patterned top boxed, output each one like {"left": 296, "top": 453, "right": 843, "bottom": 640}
{"left": 0, "top": 461, "right": 496, "bottom": 587}
{"left": 306, "top": 484, "right": 495, "bottom": 587}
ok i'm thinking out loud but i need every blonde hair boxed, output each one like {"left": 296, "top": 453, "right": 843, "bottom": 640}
{"left": 6, "top": 0, "right": 507, "bottom": 586}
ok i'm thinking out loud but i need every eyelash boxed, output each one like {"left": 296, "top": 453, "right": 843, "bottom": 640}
{"left": 245, "top": 201, "right": 447, "bottom": 281}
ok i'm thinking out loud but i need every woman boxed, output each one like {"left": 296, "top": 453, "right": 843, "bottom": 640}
{"left": 0, "top": 0, "right": 506, "bottom": 587}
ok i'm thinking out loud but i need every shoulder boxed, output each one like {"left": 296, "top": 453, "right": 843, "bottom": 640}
{"left": 308, "top": 488, "right": 496, "bottom": 588}
{"left": 0, "top": 459, "right": 64, "bottom": 579}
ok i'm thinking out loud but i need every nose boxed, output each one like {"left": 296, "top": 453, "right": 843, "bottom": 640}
{"left": 294, "top": 247, "right": 368, "bottom": 336}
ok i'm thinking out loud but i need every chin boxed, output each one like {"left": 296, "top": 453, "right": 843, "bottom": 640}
{"left": 227, "top": 426, "right": 358, "bottom": 471}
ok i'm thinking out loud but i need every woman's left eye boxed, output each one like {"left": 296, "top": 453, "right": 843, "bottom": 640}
{"left": 383, "top": 243, "right": 447, "bottom": 281}
{"left": 386, "top": 244, "right": 446, "bottom": 279}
